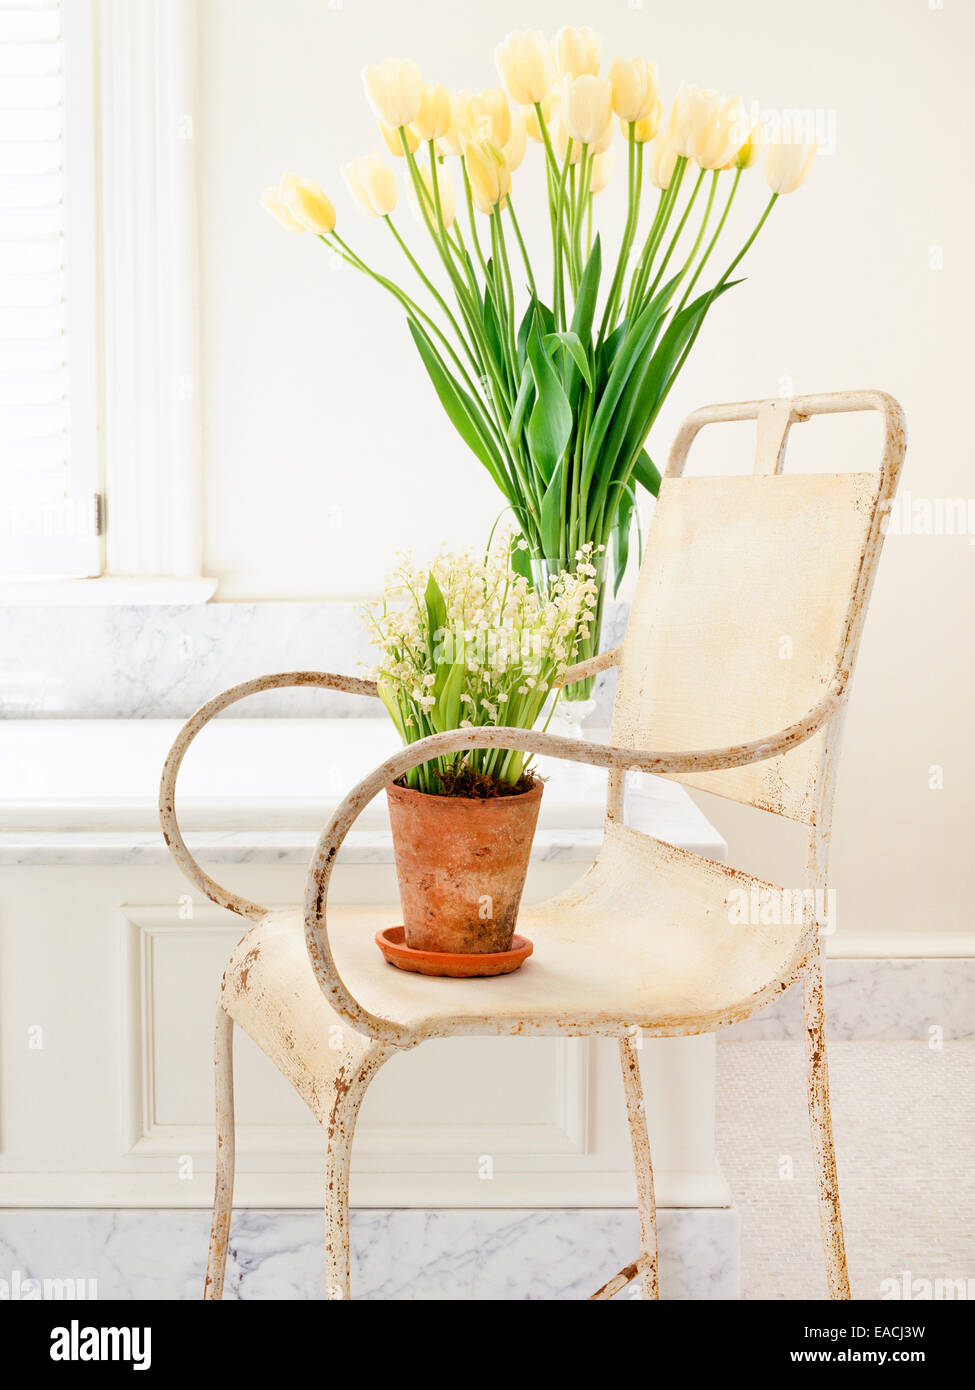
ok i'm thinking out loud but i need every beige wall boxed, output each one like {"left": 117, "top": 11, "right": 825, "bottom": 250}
{"left": 198, "top": 0, "right": 974, "bottom": 938}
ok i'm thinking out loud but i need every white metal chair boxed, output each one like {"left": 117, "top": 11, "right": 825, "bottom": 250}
{"left": 160, "top": 389, "right": 906, "bottom": 1301}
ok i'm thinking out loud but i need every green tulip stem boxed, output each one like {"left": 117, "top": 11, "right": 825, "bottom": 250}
{"left": 506, "top": 196, "right": 536, "bottom": 297}
{"left": 671, "top": 168, "right": 720, "bottom": 303}
{"left": 599, "top": 124, "right": 640, "bottom": 342}
{"left": 645, "top": 164, "right": 706, "bottom": 303}
{"left": 493, "top": 208, "right": 519, "bottom": 377}
{"left": 677, "top": 166, "right": 741, "bottom": 313}
{"left": 626, "top": 155, "right": 687, "bottom": 315}
{"left": 553, "top": 144, "right": 573, "bottom": 327}
{"left": 383, "top": 217, "right": 480, "bottom": 377}
{"left": 459, "top": 158, "right": 490, "bottom": 279}
{"left": 325, "top": 232, "right": 496, "bottom": 440}
{"left": 654, "top": 192, "right": 779, "bottom": 422}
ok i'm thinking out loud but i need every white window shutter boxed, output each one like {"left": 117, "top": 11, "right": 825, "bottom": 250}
{"left": 0, "top": 0, "right": 100, "bottom": 577}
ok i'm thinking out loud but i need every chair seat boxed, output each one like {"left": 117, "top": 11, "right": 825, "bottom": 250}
{"left": 220, "top": 823, "right": 807, "bottom": 1104}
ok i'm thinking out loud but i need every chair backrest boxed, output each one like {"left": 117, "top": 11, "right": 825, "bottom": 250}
{"left": 610, "top": 391, "right": 906, "bottom": 824}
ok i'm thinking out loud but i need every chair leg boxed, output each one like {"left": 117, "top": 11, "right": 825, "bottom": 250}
{"left": 619, "top": 1035, "right": 659, "bottom": 1300}
{"left": 204, "top": 1007, "right": 236, "bottom": 1300}
{"left": 324, "top": 1045, "right": 390, "bottom": 1301}
{"left": 803, "top": 959, "right": 851, "bottom": 1300}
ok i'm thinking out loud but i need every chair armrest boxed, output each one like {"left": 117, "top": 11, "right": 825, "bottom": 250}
{"left": 554, "top": 646, "right": 621, "bottom": 687}
{"left": 159, "top": 671, "right": 378, "bottom": 920}
{"left": 303, "top": 677, "right": 845, "bottom": 1045}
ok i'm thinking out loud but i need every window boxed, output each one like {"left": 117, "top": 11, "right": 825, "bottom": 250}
{"left": 0, "top": 0, "right": 101, "bottom": 578}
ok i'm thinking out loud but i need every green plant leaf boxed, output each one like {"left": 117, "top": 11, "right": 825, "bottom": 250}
{"left": 481, "top": 277, "right": 505, "bottom": 372}
{"left": 431, "top": 658, "right": 466, "bottom": 733}
{"left": 592, "top": 279, "right": 744, "bottom": 530}
{"left": 611, "top": 279, "right": 744, "bottom": 491}
{"left": 506, "top": 361, "right": 535, "bottom": 447}
{"left": 539, "top": 459, "right": 566, "bottom": 558}
{"left": 582, "top": 272, "right": 682, "bottom": 494}
{"left": 424, "top": 571, "right": 447, "bottom": 647}
{"left": 525, "top": 312, "right": 572, "bottom": 485}
{"left": 543, "top": 330, "right": 594, "bottom": 393}
{"left": 570, "top": 236, "right": 601, "bottom": 347}
{"left": 631, "top": 450, "right": 661, "bottom": 496}
{"left": 610, "top": 482, "right": 636, "bottom": 595}
{"left": 407, "top": 318, "right": 509, "bottom": 495}
{"left": 376, "top": 678, "right": 407, "bottom": 741}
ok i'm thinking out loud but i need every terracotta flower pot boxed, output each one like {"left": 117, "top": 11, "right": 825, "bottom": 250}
{"left": 386, "top": 780, "right": 543, "bottom": 954}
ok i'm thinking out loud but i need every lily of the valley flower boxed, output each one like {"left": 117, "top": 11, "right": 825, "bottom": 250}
{"left": 561, "top": 74, "right": 613, "bottom": 148}
{"left": 609, "top": 57, "right": 659, "bottom": 124}
{"left": 495, "top": 30, "right": 552, "bottom": 106}
{"left": 341, "top": 154, "right": 397, "bottom": 218}
{"left": 464, "top": 137, "right": 511, "bottom": 213}
{"left": 362, "top": 58, "right": 423, "bottom": 129}
{"left": 552, "top": 26, "right": 601, "bottom": 80}
{"left": 765, "top": 138, "right": 817, "bottom": 193}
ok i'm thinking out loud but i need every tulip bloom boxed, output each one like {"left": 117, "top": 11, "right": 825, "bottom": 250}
{"left": 379, "top": 120, "right": 419, "bottom": 157}
{"left": 280, "top": 174, "right": 336, "bottom": 234}
{"left": 505, "top": 110, "right": 528, "bottom": 172}
{"left": 552, "top": 26, "right": 602, "bottom": 80}
{"left": 727, "top": 122, "right": 762, "bottom": 171}
{"left": 609, "top": 57, "right": 659, "bottom": 124}
{"left": 464, "top": 137, "right": 511, "bottom": 213}
{"left": 646, "top": 136, "right": 679, "bottom": 190}
{"left": 407, "top": 161, "right": 456, "bottom": 228}
{"left": 561, "top": 74, "right": 613, "bottom": 148}
{"left": 260, "top": 185, "right": 305, "bottom": 233}
{"left": 435, "top": 91, "right": 471, "bottom": 157}
{"left": 411, "top": 83, "right": 451, "bottom": 142}
{"left": 362, "top": 58, "right": 423, "bottom": 129}
{"left": 468, "top": 87, "right": 512, "bottom": 147}
{"left": 341, "top": 154, "right": 398, "bottom": 218}
{"left": 589, "top": 146, "right": 615, "bottom": 195}
{"left": 765, "top": 138, "right": 817, "bottom": 193}
{"left": 495, "top": 30, "right": 552, "bottom": 106}
{"left": 623, "top": 99, "right": 663, "bottom": 144}
{"left": 667, "top": 86, "right": 748, "bottom": 170}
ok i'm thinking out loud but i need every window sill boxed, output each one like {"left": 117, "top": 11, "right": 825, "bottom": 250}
{"left": 0, "top": 577, "right": 218, "bottom": 606}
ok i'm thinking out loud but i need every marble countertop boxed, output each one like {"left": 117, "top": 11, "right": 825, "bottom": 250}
{"left": 0, "top": 718, "right": 727, "bottom": 866}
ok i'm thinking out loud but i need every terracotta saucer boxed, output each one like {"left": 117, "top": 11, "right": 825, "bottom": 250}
{"left": 375, "top": 926, "right": 533, "bottom": 978}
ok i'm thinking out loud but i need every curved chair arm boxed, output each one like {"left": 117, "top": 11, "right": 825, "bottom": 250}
{"left": 159, "top": 671, "right": 379, "bottom": 921}
{"left": 303, "top": 676, "right": 847, "bottom": 1046}
{"left": 556, "top": 646, "right": 621, "bottom": 687}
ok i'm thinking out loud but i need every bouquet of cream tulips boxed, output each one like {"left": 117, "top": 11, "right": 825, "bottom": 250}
{"left": 263, "top": 26, "right": 818, "bottom": 696}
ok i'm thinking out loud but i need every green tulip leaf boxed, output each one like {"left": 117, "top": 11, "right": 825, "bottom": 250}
{"left": 526, "top": 313, "right": 572, "bottom": 484}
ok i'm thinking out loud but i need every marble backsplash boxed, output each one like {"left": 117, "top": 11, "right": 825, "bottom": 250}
{"left": 0, "top": 600, "right": 628, "bottom": 721}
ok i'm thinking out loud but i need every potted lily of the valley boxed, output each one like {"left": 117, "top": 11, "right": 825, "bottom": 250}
{"left": 362, "top": 539, "right": 597, "bottom": 974}
{"left": 263, "top": 24, "right": 818, "bottom": 702}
